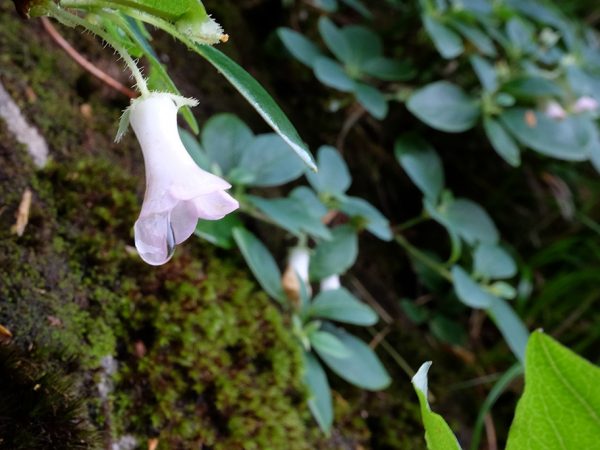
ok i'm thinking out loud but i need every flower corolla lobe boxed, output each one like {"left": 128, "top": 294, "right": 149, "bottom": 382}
{"left": 129, "top": 93, "right": 238, "bottom": 265}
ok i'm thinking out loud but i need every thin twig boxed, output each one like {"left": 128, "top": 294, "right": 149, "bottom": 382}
{"left": 41, "top": 17, "right": 137, "bottom": 98}
{"left": 336, "top": 105, "right": 366, "bottom": 154}
{"left": 484, "top": 413, "right": 498, "bottom": 450}
{"left": 348, "top": 276, "right": 393, "bottom": 324}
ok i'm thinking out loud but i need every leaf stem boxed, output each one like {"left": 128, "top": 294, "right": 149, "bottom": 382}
{"left": 394, "top": 213, "right": 428, "bottom": 232}
{"left": 395, "top": 233, "right": 453, "bottom": 281}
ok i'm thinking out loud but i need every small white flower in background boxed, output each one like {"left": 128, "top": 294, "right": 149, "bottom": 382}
{"left": 288, "top": 246, "right": 310, "bottom": 283}
{"left": 282, "top": 246, "right": 311, "bottom": 300}
{"left": 544, "top": 100, "right": 567, "bottom": 120}
{"left": 124, "top": 92, "right": 238, "bottom": 265}
{"left": 320, "top": 274, "right": 341, "bottom": 292}
{"left": 571, "top": 96, "right": 599, "bottom": 114}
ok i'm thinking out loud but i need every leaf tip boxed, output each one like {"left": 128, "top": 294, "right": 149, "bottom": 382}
{"left": 412, "top": 361, "right": 433, "bottom": 396}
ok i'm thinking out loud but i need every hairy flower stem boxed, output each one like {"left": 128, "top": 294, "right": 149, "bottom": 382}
{"left": 45, "top": 2, "right": 149, "bottom": 96}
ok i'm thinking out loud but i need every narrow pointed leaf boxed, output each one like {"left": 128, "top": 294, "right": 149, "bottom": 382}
{"left": 192, "top": 44, "right": 316, "bottom": 170}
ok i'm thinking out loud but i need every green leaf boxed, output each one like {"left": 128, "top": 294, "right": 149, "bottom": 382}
{"left": 314, "top": 0, "right": 338, "bottom": 12}
{"left": 501, "top": 76, "right": 562, "bottom": 100}
{"left": 339, "top": 0, "right": 372, "bottom": 18}
{"left": 277, "top": 28, "right": 323, "bottom": 68}
{"left": 500, "top": 108, "right": 592, "bottom": 161}
{"left": 310, "top": 330, "right": 351, "bottom": 358}
{"left": 487, "top": 297, "right": 528, "bottom": 363}
{"left": 314, "top": 57, "right": 356, "bottom": 92}
{"left": 341, "top": 25, "right": 383, "bottom": 70}
{"left": 289, "top": 186, "right": 329, "bottom": 218}
{"left": 191, "top": 44, "right": 316, "bottom": 170}
{"left": 505, "top": 17, "right": 535, "bottom": 54}
{"left": 422, "top": 15, "right": 464, "bottom": 59}
{"left": 310, "top": 288, "right": 378, "bottom": 325}
{"left": 239, "top": 134, "right": 306, "bottom": 187}
{"left": 338, "top": 196, "right": 392, "bottom": 241}
{"left": 451, "top": 266, "right": 496, "bottom": 308}
{"left": 395, "top": 134, "right": 445, "bottom": 202}
{"left": 401, "top": 299, "right": 429, "bottom": 325}
{"left": 474, "top": 243, "right": 517, "bottom": 279}
{"left": 179, "top": 127, "right": 210, "bottom": 170}
{"left": 411, "top": 362, "right": 462, "bottom": 450}
{"left": 355, "top": 83, "right": 388, "bottom": 119}
{"left": 309, "top": 225, "right": 358, "bottom": 280}
{"left": 506, "top": 331, "right": 600, "bottom": 449}
{"left": 318, "top": 325, "right": 391, "bottom": 390}
{"left": 451, "top": 21, "right": 496, "bottom": 56}
{"left": 201, "top": 113, "right": 253, "bottom": 175}
{"left": 304, "top": 352, "right": 333, "bottom": 433}
{"left": 407, "top": 81, "right": 480, "bottom": 133}
{"left": 429, "top": 315, "right": 466, "bottom": 346}
{"left": 488, "top": 281, "right": 517, "bottom": 300}
{"left": 246, "top": 195, "right": 332, "bottom": 240}
{"left": 318, "top": 17, "right": 353, "bottom": 65}
{"left": 362, "top": 57, "right": 415, "bottom": 81}
{"left": 470, "top": 55, "right": 497, "bottom": 92}
{"left": 307, "top": 146, "right": 351, "bottom": 195}
{"left": 194, "top": 213, "right": 242, "bottom": 249}
{"left": 233, "top": 228, "right": 285, "bottom": 302}
{"left": 483, "top": 116, "right": 521, "bottom": 167}
{"left": 442, "top": 198, "right": 499, "bottom": 245}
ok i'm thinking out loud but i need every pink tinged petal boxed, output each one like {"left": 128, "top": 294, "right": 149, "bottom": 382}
{"left": 544, "top": 101, "right": 566, "bottom": 120}
{"left": 170, "top": 200, "right": 201, "bottom": 245}
{"left": 572, "top": 96, "right": 599, "bottom": 113}
{"left": 134, "top": 212, "right": 176, "bottom": 266}
{"left": 192, "top": 191, "right": 239, "bottom": 220}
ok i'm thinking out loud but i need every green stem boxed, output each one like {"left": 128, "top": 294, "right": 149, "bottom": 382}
{"left": 394, "top": 213, "right": 428, "bottom": 232}
{"left": 238, "top": 201, "right": 282, "bottom": 229}
{"left": 46, "top": 3, "right": 149, "bottom": 95}
{"left": 369, "top": 327, "right": 415, "bottom": 378}
{"left": 395, "top": 233, "right": 452, "bottom": 281}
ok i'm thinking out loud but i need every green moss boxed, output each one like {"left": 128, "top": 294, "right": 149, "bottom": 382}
{"left": 112, "top": 254, "right": 312, "bottom": 449}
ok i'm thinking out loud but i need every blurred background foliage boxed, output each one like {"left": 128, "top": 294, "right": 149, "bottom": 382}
{"left": 0, "top": 0, "right": 599, "bottom": 449}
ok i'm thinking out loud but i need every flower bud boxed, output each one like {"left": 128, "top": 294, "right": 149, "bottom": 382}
{"left": 282, "top": 246, "right": 311, "bottom": 301}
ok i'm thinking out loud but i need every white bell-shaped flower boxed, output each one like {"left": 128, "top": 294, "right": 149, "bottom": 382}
{"left": 128, "top": 92, "right": 238, "bottom": 265}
